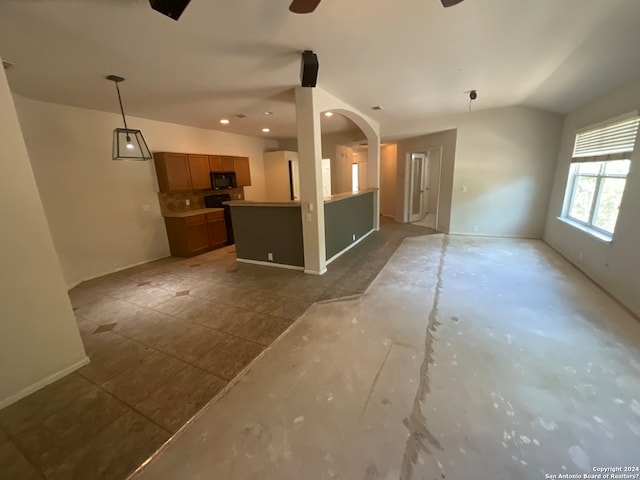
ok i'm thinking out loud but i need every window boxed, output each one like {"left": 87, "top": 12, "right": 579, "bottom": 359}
{"left": 562, "top": 115, "right": 639, "bottom": 239}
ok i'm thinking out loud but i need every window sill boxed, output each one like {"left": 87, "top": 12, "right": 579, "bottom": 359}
{"left": 556, "top": 217, "right": 613, "bottom": 244}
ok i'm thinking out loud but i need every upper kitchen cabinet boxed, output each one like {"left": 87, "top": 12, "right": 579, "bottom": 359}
{"left": 209, "top": 155, "right": 222, "bottom": 172}
{"left": 234, "top": 156, "right": 252, "bottom": 186}
{"left": 188, "top": 154, "right": 211, "bottom": 190}
{"left": 154, "top": 152, "right": 192, "bottom": 192}
{"left": 154, "top": 151, "right": 252, "bottom": 192}
{"left": 221, "top": 156, "right": 235, "bottom": 172}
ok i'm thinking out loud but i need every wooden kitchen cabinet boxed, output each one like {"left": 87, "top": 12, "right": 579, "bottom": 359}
{"left": 209, "top": 155, "right": 222, "bottom": 171}
{"left": 154, "top": 151, "right": 252, "bottom": 192}
{"left": 164, "top": 212, "right": 227, "bottom": 257}
{"left": 206, "top": 211, "right": 227, "bottom": 248}
{"left": 188, "top": 154, "right": 211, "bottom": 190}
{"left": 154, "top": 153, "right": 192, "bottom": 192}
{"left": 234, "top": 156, "right": 252, "bottom": 186}
{"left": 221, "top": 156, "right": 235, "bottom": 172}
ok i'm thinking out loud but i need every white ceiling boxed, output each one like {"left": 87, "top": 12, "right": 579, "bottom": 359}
{"left": 1, "top": 0, "right": 640, "bottom": 140}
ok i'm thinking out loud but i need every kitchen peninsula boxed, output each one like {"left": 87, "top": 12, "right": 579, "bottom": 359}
{"left": 227, "top": 189, "right": 377, "bottom": 271}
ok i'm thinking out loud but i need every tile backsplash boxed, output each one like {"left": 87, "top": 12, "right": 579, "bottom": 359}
{"left": 159, "top": 188, "right": 244, "bottom": 214}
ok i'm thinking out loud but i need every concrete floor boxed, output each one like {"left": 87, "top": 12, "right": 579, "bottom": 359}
{"left": 132, "top": 235, "right": 640, "bottom": 480}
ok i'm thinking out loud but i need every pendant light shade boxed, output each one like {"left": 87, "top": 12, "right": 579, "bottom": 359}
{"left": 112, "top": 128, "right": 152, "bottom": 161}
{"left": 107, "top": 75, "right": 152, "bottom": 161}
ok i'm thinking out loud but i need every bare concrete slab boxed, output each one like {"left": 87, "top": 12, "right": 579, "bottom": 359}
{"left": 131, "top": 235, "right": 640, "bottom": 480}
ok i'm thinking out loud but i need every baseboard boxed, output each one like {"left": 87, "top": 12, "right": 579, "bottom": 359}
{"left": 66, "top": 254, "right": 171, "bottom": 290}
{"left": 448, "top": 232, "right": 542, "bottom": 240}
{"left": 304, "top": 268, "right": 328, "bottom": 275}
{"left": 236, "top": 258, "right": 304, "bottom": 271}
{"left": 326, "top": 229, "right": 375, "bottom": 265}
{"left": 0, "top": 356, "right": 90, "bottom": 410}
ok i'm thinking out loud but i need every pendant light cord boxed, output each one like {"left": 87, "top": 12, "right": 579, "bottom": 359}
{"left": 114, "top": 81, "right": 129, "bottom": 132}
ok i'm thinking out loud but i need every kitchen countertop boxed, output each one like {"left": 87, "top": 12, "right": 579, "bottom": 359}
{"left": 163, "top": 208, "right": 224, "bottom": 218}
{"left": 225, "top": 200, "right": 301, "bottom": 207}
{"left": 225, "top": 189, "right": 378, "bottom": 207}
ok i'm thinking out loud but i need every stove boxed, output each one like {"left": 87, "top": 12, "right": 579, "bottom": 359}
{"left": 204, "top": 193, "right": 234, "bottom": 245}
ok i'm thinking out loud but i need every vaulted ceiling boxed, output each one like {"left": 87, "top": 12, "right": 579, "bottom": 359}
{"left": 1, "top": 0, "right": 640, "bottom": 140}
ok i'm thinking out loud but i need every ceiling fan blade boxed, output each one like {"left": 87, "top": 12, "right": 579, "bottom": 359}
{"left": 441, "top": 0, "right": 464, "bottom": 7}
{"left": 289, "top": 0, "right": 322, "bottom": 14}
{"left": 149, "top": 0, "right": 192, "bottom": 21}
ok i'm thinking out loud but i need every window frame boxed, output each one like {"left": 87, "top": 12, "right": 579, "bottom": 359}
{"left": 564, "top": 160, "right": 629, "bottom": 239}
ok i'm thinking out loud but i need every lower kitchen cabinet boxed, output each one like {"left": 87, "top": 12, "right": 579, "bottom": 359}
{"left": 164, "top": 211, "right": 227, "bottom": 257}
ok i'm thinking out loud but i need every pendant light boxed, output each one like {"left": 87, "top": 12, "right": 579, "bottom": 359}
{"left": 107, "top": 75, "right": 152, "bottom": 161}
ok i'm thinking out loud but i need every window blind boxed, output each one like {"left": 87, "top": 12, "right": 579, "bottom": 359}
{"left": 572, "top": 117, "right": 640, "bottom": 162}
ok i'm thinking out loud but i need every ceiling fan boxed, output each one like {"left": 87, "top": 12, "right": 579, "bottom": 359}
{"left": 149, "top": 0, "right": 464, "bottom": 21}
{"left": 289, "top": 0, "right": 464, "bottom": 14}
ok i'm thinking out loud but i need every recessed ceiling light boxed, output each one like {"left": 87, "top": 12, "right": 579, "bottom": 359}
{"left": 219, "top": 119, "right": 230, "bottom": 125}
{"left": 324, "top": 112, "right": 334, "bottom": 117}
{"left": 262, "top": 128, "right": 271, "bottom": 133}
{"left": 235, "top": 114, "right": 247, "bottom": 119}
{"left": 263, "top": 111, "right": 274, "bottom": 116}
{"left": 372, "top": 106, "right": 383, "bottom": 111}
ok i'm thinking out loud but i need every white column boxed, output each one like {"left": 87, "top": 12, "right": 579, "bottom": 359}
{"left": 295, "top": 87, "right": 327, "bottom": 275}
{"left": 0, "top": 55, "right": 88, "bottom": 408}
{"left": 368, "top": 137, "right": 381, "bottom": 231}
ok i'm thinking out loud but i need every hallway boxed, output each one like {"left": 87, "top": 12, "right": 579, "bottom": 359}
{"left": 132, "top": 235, "right": 640, "bottom": 479}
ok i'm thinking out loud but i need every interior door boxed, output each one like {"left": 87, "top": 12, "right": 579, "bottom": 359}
{"left": 409, "top": 153, "right": 426, "bottom": 222}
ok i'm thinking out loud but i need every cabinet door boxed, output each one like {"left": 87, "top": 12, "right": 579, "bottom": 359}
{"left": 185, "top": 216, "right": 210, "bottom": 254}
{"left": 207, "top": 217, "right": 227, "bottom": 248}
{"left": 221, "top": 156, "right": 235, "bottom": 172}
{"left": 209, "top": 155, "right": 222, "bottom": 172}
{"left": 188, "top": 154, "right": 211, "bottom": 190}
{"left": 234, "top": 156, "right": 252, "bottom": 186}
{"left": 155, "top": 153, "right": 191, "bottom": 192}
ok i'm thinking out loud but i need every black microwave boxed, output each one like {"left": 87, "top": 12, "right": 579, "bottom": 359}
{"left": 210, "top": 171, "right": 237, "bottom": 190}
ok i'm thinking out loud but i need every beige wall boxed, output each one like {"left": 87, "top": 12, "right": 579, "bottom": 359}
{"left": 14, "top": 95, "right": 277, "bottom": 288}
{"left": 277, "top": 131, "right": 367, "bottom": 196}
{"left": 0, "top": 61, "right": 87, "bottom": 408}
{"left": 396, "top": 106, "right": 563, "bottom": 237}
{"left": 380, "top": 144, "right": 397, "bottom": 217}
{"left": 544, "top": 76, "right": 640, "bottom": 316}
{"left": 333, "top": 144, "right": 354, "bottom": 194}
{"left": 427, "top": 148, "right": 440, "bottom": 214}
{"left": 263, "top": 150, "right": 298, "bottom": 202}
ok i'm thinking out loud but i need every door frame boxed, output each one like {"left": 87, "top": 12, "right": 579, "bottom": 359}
{"left": 406, "top": 148, "right": 443, "bottom": 229}
{"left": 426, "top": 146, "right": 442, "bottom": 230}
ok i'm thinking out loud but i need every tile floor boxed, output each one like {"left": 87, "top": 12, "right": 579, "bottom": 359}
{"left": 0, "top": 218, "right": 433, "bottom": 480}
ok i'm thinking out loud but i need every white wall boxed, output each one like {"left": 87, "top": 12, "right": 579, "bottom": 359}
{"left": 14, "top": 95, "right": 277, "bottom": 288}
{"left": 380, "top": 144, "right": 397, "bottom": 217}
{"left": 0, "top": 60, "right": 88, "bottom": 408}
{"left": 395, "top": 106, "right": 563, "bottom": 237}
{"left": 544, "top": 76, "right": 640, "bottom": 316}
